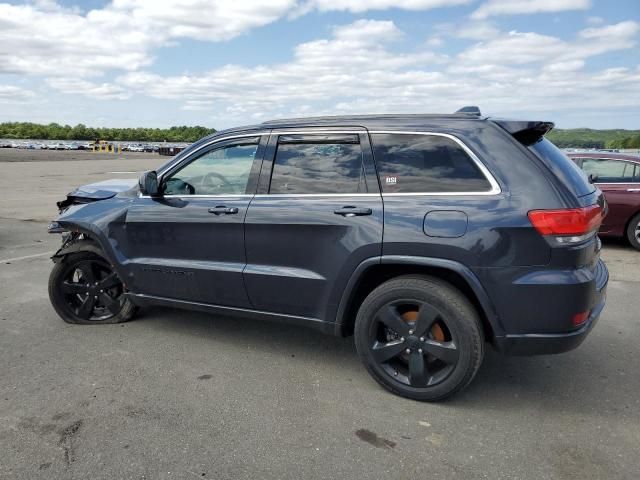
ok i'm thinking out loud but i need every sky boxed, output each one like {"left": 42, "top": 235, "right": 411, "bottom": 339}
{"left": 0, "top": 0, "right": 638, "bottom": 130}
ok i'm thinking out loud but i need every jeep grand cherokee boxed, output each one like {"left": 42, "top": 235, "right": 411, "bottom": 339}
{"left": 47, "top": 107, "right": 608, "bottom": 401}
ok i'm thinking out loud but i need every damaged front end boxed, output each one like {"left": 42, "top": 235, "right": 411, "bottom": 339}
{"left": 49, "top": 178, "right": 139, "bottom": 256}
{"left": 55, "top": 178, "right": 139, "bottom": 212}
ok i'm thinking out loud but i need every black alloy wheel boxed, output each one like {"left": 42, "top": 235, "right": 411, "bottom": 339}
{"left": 354, "top": 276, "right": 484, "bottom": 401}
{"left": 49, "top": 248, "right": 136, "bottom": 324}
{"left": 368, "top": 300, "right": 459, "bottom": 388}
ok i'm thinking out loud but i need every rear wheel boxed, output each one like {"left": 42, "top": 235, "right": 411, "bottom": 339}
{"left": 48, "top": 248, "right": 136, "bottom": 324}
{"left": 354, "top": 275, "right": 484, "bottom": 401}
{"left": 627, "top": 213, "right": 640, "bottom": 251}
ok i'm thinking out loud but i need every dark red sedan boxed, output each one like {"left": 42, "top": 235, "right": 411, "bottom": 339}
{"left": 569, "top": 152, "right": 640, "bottom": 250}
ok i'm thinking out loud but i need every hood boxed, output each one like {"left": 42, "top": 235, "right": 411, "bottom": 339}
{"left": 68, "top": 178, "right": 138, "bottom": 200}
{"left": 57, "top": 178, "right": 138, "bottom": 210}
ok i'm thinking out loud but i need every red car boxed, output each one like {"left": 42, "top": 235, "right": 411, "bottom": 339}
{"left": 569, "top": 152, "right": 640, "bottom": 250}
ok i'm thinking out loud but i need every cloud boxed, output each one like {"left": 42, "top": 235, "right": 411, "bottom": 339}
{"left": 472, "top": 0, "right": 591, "bottom": 20}
{"left": 0, "top": 0, "right": 473, "bottom": 80}
{"left": 432, "top": 20, "right": 501, "bottom": 42}
{"left": 579, "top": 20, "right": 640, "bottom": 40}
{"left": 458, "top": 21, "right": 639, "bottom": 66}
{"left": 298, "top": 0, "right": 471, "bottom": 14}
{"left": 459, "top": 31, "right": 566, "bottom": 65}
{"left": 108, "top": 18, "right": 640, "bottom": 127}
{"left": 46, "top": 78, "right": 130, "bottom": 100}
{"left": 0, "top": 85, "right": 36, "bottom": 103}
{"left": 107, "top": 0, "right": 297, "bottom": 42}
{"left": 0, "top": 3, "right": 155, "bottom": 77}
{"left": 586, "top": 16, "right": 604, "bottom": 26}
{"left": 0, "top": 2, "right": 638, "bottom": 127}
{"left": 0, "top": 1, "right": 302, "bottom": 78}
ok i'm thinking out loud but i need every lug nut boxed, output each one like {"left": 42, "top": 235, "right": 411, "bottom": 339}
{"left": 400, "top": 337, "right": 405, "bottom": 342}
{"left": 418, "top": 348, "right": 423, "bottom": 354}
{"left": 408, "top": 329, "right": 414, "bottom": 335}
{"left": 393, "top": 371, "right": 398, "bottom": 376}
{"left": 420, "top": 337, "right": 425, "bottom": 342}
{"left": 405, "top": 348, "right": 411, "bottom": 354}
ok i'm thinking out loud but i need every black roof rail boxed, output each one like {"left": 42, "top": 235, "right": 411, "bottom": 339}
{"left": 455, "top": 106, "right": 482, "bottom": 116}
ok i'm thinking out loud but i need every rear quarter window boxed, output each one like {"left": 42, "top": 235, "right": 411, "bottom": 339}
{"left": 370, "top": 133, "right": 492, "bottom": 193}
{"left": 529, "top": 139, "right": 595, "bottom": 197}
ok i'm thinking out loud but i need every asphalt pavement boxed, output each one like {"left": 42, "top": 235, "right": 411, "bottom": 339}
{"left": 0, "top": 153, "right": 638, "bottom": 479}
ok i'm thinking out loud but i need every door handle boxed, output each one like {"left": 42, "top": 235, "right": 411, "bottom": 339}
{"left": 208, "top": 206, "right": 239, "bottom": 215}
{"left": 627, "top": 188, "right": 640, "bottom": 192}
{"left": 334, "top": 206, "right": 372, "bottom": 217}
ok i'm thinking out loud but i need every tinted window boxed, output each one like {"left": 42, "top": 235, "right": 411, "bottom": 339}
{"left": 529, "top": 139, "right": 595, "bottom": 196}
{"left": 581, "top": 158, "right": 637, "bottom": 183}
{"left": 371, "top": 133, "right": 491, "bottom": 193}
{"left": 163, "top": 140, "right": 258, "bottom": 195}
{"left": 270, "top": 137, "right": 365, "bottom": 194}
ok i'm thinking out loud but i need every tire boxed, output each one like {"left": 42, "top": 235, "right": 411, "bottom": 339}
{"left": 48, "top": 245, "right": 136, "bottom": 325}
{"left": 626, "top": 213, "right": 640, "bottom": 251}
{"left": 354, "top": 275, "right": 484, "bottom": 402}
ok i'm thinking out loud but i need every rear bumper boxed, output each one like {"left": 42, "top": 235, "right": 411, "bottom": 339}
{"left": 493, "top": 259, "right": 608, "bottom": 356}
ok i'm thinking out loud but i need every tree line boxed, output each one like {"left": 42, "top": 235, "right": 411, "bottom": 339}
{"left": 1, "top": 122, "right": 638, "bottom": 148}
{"left": 0, "top": 122, "right": 216, "bottom": 143}
{"left": 547, "top": 128, "right": 640, "bottom": 149}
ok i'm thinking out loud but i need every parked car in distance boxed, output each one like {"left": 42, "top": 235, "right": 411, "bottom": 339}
{"left": 569, "top": 152, "right": 640, "bottom": 250}
{"left": 47, "top": 108, "right": 608, "bottom": 401}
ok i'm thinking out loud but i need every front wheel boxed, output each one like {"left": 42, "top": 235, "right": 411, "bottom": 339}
{"left": 48, "top": 248, "right": 136, "bottom": 324}
{"left": 626, "top": 213, "right": 640, "bottom": 251}
{"left": 354, "top": 275, "right": 484, "bottom": 401}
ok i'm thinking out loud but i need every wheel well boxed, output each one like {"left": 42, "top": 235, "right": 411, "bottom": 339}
{"left": 338, "top": 264, "right": 495, "bottom": 342}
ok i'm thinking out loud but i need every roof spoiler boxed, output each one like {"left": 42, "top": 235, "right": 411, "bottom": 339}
{"left": 492, "top": 119, "right": 555, "bottom": 146}
{"left": 455, "top": 106, "right": 481, "bottom": 116}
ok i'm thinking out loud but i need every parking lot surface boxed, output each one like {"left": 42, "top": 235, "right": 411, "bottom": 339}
{"left": 1, "top": 153, "right": 639, "bottom": 479}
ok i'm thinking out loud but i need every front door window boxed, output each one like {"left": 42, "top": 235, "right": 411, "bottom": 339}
{"left": 163, "top": 140, "right": 259, "bottom": 195}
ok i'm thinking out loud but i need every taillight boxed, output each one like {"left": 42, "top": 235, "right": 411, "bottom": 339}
{"left": 528, "top": 204, "right": 604, "bottom": 244}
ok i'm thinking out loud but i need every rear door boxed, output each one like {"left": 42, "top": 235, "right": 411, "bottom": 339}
{"left": 580, "top": 157, "right": 640, "bottom": 234}
{"left": 243, "top": 127, "right": 383, "bottom": 322}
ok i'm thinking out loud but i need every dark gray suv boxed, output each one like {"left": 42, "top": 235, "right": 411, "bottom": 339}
{"left": 47, "top": 108, "right": 609, "bottom": 401}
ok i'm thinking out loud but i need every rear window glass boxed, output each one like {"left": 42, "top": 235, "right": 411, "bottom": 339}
{"left": 529, "top": 139, "right": 595, "bottom": 197}
{"left": 370, "top": 133, "right": 491, "bottom": 193}
{"left": 581, "top": 158, "right": 637, "bottom": 183}
{"left": 270, "top": 140, "right": 365, "bottom": 194}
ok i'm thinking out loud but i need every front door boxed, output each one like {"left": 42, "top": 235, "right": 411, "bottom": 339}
{"left": 243, "top": 128, "right": 383, "bottom": 323}
{"left": 118, "top": 134, "right": 267, "bottom": 306}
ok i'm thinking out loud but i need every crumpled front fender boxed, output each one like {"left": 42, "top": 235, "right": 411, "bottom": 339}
{"left": 51, "top": 196, "right": 134, "bottom": 280}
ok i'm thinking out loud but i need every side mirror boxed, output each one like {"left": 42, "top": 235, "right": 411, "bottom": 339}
{"left": 139, "top": 170, "right": 160, "bottom": 196}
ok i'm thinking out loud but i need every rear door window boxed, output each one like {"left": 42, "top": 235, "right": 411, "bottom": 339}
{"left": 370, "top": 133, "right": 492, "bottom": 193}
{"left": 581, "top": 158, "right": 637, "bottom": 183}
{"left": 269, "top": 135, "right": 366, "bottom": 194}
